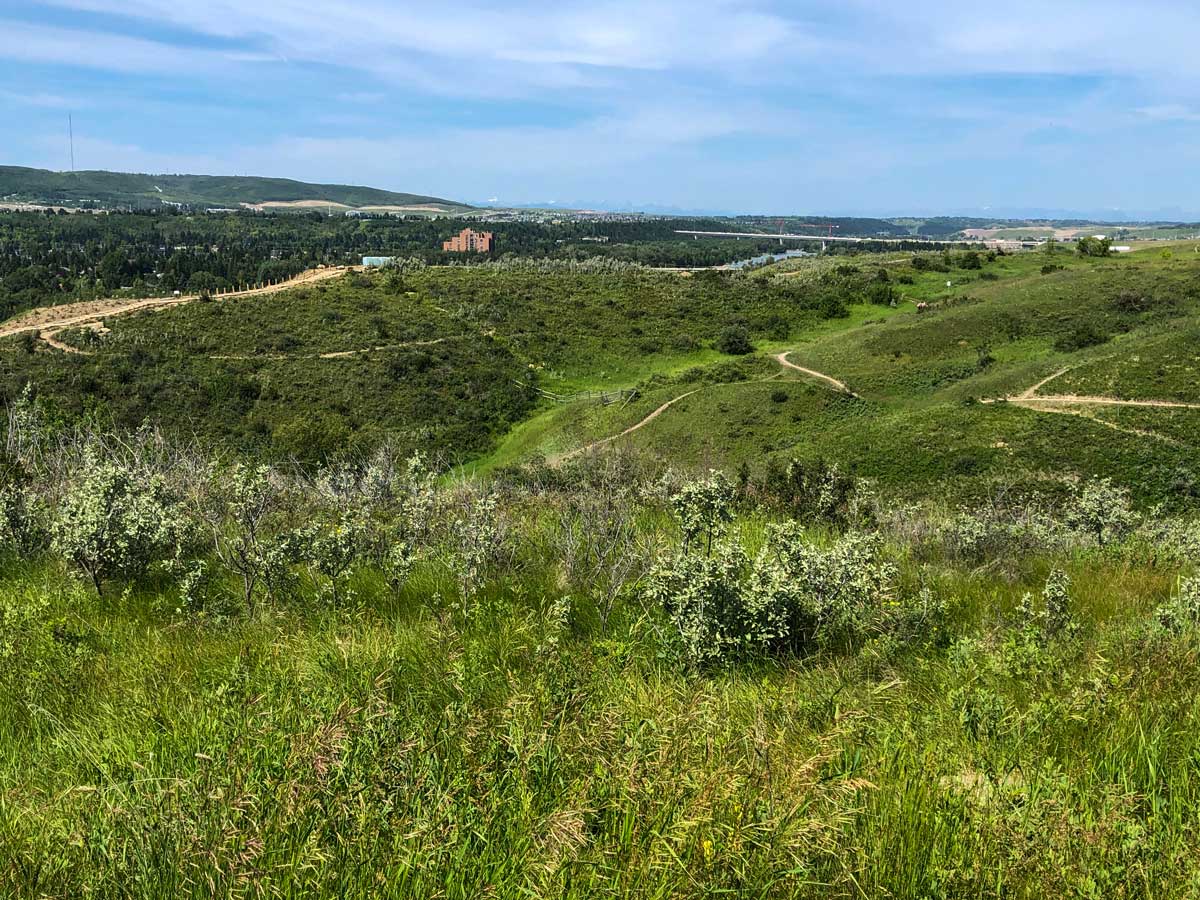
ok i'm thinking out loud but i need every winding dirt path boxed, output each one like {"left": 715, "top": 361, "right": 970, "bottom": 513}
{"left": 0, "top": 266, "right": 351, "bottom": 341}
{"left": 987, "top": 365, "right": 1200, "bottom": 411}
{"left": 208, "top": 337, "right": 448, "bottom": 361}
{"left": 39, "top": 330, "right": 90, "bottom": 354}
{"left": 982, "top": 364, "right": 1199, "bottom": 446}
{"left": 775, "top": 351, "right": 857, "bottom": 397}
{"left": 558, "top": 390, "right": 700, "bottom": 461}
{"left": 557, "top": 350, "right": 856, "bottom": 462}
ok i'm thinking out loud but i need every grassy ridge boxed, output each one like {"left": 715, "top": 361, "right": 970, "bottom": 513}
{"left": 510, "top": 247, "right": 1200, "bottom": 506}
{"left": 0, "top": 165, "right": 465, "bottom": 210}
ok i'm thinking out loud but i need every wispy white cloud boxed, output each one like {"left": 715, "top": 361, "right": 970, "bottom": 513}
{"left": 6, "top": 0, "right": 1200, "bottom": 213}
{"left": 1135, "top": 104, "right": 1200, "bottom": 123}
{"left": 0, "top": 20, "right": 239, "bottom": 74}
{"left": 0, "top": 89, "right": 79, "bottom": 109}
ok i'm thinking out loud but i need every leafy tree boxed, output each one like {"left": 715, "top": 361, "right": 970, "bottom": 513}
{"left": 1076, "top": 236, "right": 1111, "bottom": 257}
{"left": 1067, "top": 477, "right": 1136, "bottom": 546}
{"left": 669, "top": 471, "right": 735, "bottom": 554}
{"left": 52, "top": 452, "right": 182, "bottom": 594}
{"left": 716, "top": 325, "right": 753, "bottom": 355}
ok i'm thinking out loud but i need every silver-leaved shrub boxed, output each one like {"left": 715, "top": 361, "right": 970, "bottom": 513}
{"left": 52, "top": 450, "right": 183, "bottom": 594}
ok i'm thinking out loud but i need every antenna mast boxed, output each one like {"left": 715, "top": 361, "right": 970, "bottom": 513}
{"left": 68, "top": 114, "right": 75, "bottom": 172}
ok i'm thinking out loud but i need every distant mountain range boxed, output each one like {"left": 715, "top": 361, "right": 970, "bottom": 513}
{"left": 0, "top": 166, "right": 470, "bottom": 213}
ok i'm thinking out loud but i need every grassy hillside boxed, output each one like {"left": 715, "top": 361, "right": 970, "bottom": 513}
{"left": 4, "top": 241, "right": 1200, "bottom": 897}
{"left": 0, "top": 261, "right": 867, "bottom": 464}
{"left": 1, "top": 242, "right": 1197, "bottom": 502}
{"left": 499, "top": 246, "right": 1200, "bottom": 507}
{"left": 2, "top": 430, "right": 1200, "bottom": 897}
{"left": 0, "top": 166, "right": 467, "bottom": 211}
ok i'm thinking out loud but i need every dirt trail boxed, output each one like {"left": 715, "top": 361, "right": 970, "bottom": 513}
{"left": 558, "top": 390, "right": 700, "bottom": 461}
{"left": 1016, "top": 394, "right": 1200, "bottom": 410}
{"left": 775, "top": 351, "right": 857, "bottom": 396}
{"left": 1037, "top": 406, "right": 1183, "bottom": 445}
{"left": 987, "top": 365, "right": 1200, "bottom": 411}
{"left": 557, "top": 350, "right": 855, "bottom": 462}
{"left": 1017, "top": 367, "right": 1069, "bottom": 399}
{"left": 981, "top": 364, "right": 1199, "bottom": 446}
{"left": 39, "top": 330, "right": 90, "bottom": 354}
{"left": 209, "top": 337, "right": 447, "bottom": 362}
{"left": 0, "top": 266, "right": 350, "bottom": 341}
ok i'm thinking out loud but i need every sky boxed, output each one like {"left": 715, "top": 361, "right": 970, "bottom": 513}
{"left": 2, "top": 0, "right": 1200, "bottom": 217}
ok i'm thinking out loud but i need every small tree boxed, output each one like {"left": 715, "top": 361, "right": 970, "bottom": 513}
{"left": 670, "top": 471, "right": 735, "bottom": 555}
{"left": 201, "top": 463, "right": 287, "bottom": 612}
{"left": 1067, "top": 477, "right": 1136, "bottom": 546}
{"left": 1076, "top": 236, "right": 1111, "bottom": 258}
{"left": 716, "top": 326, "right": 753, "bottom": 356}
{"left": 52, "top": 452, "right": 182, "bottom": 594}
{"left": 446, "top": 487, "right": 511, "bottom": 609}
{"left": 306, "top": 510, "right": 368, "bottom": 605}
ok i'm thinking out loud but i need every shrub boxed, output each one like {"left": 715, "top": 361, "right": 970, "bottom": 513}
{"left": 864, "top": 281, "right": 895, "bottom": 306}
{"left": 446, "top": 487, "right": 512, "bottom": 607}
{"left": 200, "top": 462, "right": 292, "bottom": 612}
{"left": 1054, "top": 322, "right": 1110, "bottom": 352}
{"left": 0, "top": 480, "right": 47, "bottom": 555}
{"left": 646, "top": 541, "right": 749, "bottom": 666}
{"left": 646, "top": 524, "right": 899, "bottom": 665}
{"left": 303, "top": 510, "right": 369, "bottom": 605}
{"left": 1114, "top": 289, "right": 1153, "bottom": 313}
{"left": 757, "top": 458, "right": 867, "bottom": 527}
{"left": 1067, "top": 477, "right": 1136, "bottom": 546}
{"left": 669, "top": 471, "right": 735, "bottom": 554}
{"left": 715, "top": 325, "right": 753, "bottom": 356}
{"left": 1157, "top": 576, "right": 1200, "bottom": 634}
{"left": 1076, "top": 236, "right": 1111, "bottom": 257}
{"left": 912, "top": 255, "right": 948, "bottom": 273}
{"left": 52, "top": 452, "right": 184, "bottom": 594}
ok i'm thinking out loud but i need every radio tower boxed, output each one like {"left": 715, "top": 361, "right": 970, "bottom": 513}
{"left": 68, "top": 114, "right": 75, "bottom": 172}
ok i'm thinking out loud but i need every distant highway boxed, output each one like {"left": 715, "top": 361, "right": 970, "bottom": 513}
{"left": 674, "top": 230, "right": 1031, "bottom": 249}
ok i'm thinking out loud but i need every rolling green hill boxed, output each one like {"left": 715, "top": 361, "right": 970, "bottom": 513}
{"left": 0, "top": 166, "right": 469, "bottom": 211}
{"left": 6, "top": 232, "right": 1200, "bottom": 898}
{"left": 485, "top": 245, "right": 1200, "bottom": 506}
{"left": 3, "top": 242, "right": 1199, "bottom": 505}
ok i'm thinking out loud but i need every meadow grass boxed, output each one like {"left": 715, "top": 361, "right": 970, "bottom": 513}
{"left": 2, "top": 527, "right": 1199, "bottom": 898}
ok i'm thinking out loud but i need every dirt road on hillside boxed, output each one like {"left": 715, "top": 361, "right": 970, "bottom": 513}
{"left": 558, "top": 351, "right": 857, "bottom": 462}
{"left": 0, "top": 266, "right": 350, "bottom": 341}
{"left": 559, "top": 390, "right": 700, "bottom": 461}
{"left": 986, "top": 366, "right": 1200, "bottom": 411}
{"left": 775, "top": 351, "right": 857, "bottom": 396}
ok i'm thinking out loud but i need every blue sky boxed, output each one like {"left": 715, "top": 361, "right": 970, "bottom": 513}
{"left": 2, "top": 0, "right": 1199, "bottom": 216}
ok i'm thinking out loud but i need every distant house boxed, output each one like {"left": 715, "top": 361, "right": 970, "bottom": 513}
{"left": 443, "top": 228, "right": 494, "bottom": 253}
{"left": 362, "top": 256, "right": 395, "bottom": 267}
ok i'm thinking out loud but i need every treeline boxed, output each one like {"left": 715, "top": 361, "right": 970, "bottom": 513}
{"left": 0, "top": 209, "right": 970, "bottom": 320}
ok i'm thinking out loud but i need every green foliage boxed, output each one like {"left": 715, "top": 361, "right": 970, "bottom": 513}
{"left": 1053, "top": 321, "right": 1111, "bottom": 352}
{"left": 51, "top": 451, "right": 183, "bottom": 594}
{"left": 1076, "top": 236, "right": 1112, "bottom": 257}
{"left": 715, "top": 325, "right": 754, "bottom": 355}
{"left": 0, "top": 582, "right": 94, "bottom": 715}
{"left": 1068, "top": 477, "right": 1137, "bottom": 546}
{"left": 755, "top": 458, "right": 868, "bottom": 526}
{"left": 668, "top": 470, "right": 735, "bottom": 553}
